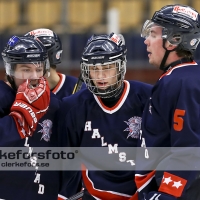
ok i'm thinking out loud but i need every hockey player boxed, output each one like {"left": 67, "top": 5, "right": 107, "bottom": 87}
{"left": 57, "top": 33, "right": 152, "bottom": 200}
{"left": 1, "top": 35, "right": 50, "bottom": 138}
{"left": 0, "top": 29, "right": 82, "bottom": 199}
{"left": 25, "top": 28, "right": 83, "bottom": 198}
{"left": 25, "top": 28, "right": 85, "bottom": 97}
{"left": 0, "top": 35, "right": 62, "bottom": 200}
{"left": 0, "top": 35, "right": 50, "bottom": 141}
{"left": 134, "top": 4, "right": 200, "bottom": 200}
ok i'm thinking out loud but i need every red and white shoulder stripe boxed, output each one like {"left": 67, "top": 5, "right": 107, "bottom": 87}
{"left": 52, "top": 73, "right": 66, "bottom": 94}
{"left": 159, "top": 61, "right": 197, "bottom": 80}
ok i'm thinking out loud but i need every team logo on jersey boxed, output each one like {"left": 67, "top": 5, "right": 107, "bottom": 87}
{"left": 38, "top": 119, "right": 53, "bottom": 142}
{"left": 124, "top": 116, "right": 142, "bottom": 139}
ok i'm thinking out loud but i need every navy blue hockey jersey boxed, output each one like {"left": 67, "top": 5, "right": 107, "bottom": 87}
{"left": 0, "top": 81, "right": 21, "bottom": 145}
{"left": 0, "top": 80, "right": 15, "bottom": 117}
{"left": 0, "top": 91, "right": 61, "bottom": 200}
{"left": 135, "top": 61, "right": 200, "bottom": 199}
{"left": 0, "top": 74, "right": 82, "bottom": 200}
{"left": 57, "top": 80, "right": 152, "bottom": 200}
{"left": 52, "top": 73, "right": 85, "bottom": 98}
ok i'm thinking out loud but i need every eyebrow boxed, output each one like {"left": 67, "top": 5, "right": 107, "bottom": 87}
{"left": 19, "top": 65, "right": 32, "bottom": 68}
{"left": 91, "top": 65, "right": 110, "bottom": 69}
{"left": 151, "top": 25, "right": 163, "bottom": 33}
{"left": 150, "top": 29, "right": 157, "bottom": 34}
{"left": 19, "top": 65, "right": 43, "bottom": 68}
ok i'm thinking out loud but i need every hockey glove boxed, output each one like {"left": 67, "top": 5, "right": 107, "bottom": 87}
{"left": 144, "top": 191, "right": 177, "bottom": 200}
{"left": 10, "top": 77, "right": 50, "bottom": 138}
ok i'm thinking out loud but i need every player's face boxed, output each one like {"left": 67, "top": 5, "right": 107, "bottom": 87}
{"left": 143, "top": 25, "right": 166, "bottom": 68}
{"left": 14, "top": 63, "right": 44, "bottom": 88}
{"left": 89, "top": 63, "right": 118, "bottom": 90}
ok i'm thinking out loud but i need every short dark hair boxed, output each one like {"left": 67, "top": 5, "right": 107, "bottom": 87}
{"left": 175, "top": 46, "right": 194, "bottom": 59}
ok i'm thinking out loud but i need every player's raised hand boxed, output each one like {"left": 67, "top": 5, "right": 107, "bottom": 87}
{"left": 10, "top": 77, "right": 50, "bottom": 138}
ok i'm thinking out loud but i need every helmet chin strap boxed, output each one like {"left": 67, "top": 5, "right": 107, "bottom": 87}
{"left": 159, "top": 39, "right": 177, "bottom": 71}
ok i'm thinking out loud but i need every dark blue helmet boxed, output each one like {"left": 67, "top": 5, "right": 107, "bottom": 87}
{"left": 142, "top": 4, "right": 200, "bottom": 53}
{"left": 24, "top": 28, "right": 63, "bottom": 66}
{"left": 1, "top": 35, "right": 50, "bottom": 78}
{"left": 80, "top": 32, "right": 127, "bottom": 98}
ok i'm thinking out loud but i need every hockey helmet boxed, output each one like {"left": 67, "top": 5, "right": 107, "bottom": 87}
{"left": 2, "top": 35, "right": 50, "bottom": 79}
{"left": 141, "top": 4, "right": 200, "bottom": 53}
{"left": 80, "top": 32, "right": 127, "bottom": 98}
{"left": 25, "top": 28, "right": 63, "bottom": 66}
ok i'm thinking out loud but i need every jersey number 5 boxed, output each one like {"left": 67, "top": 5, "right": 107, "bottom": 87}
{"left": 173, "top": 109, "right": 185, "bottom": 131}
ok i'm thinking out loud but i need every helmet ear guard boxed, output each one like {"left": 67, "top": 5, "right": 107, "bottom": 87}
{"left": 80, "top": 32, "right": 127, "bottom": 98}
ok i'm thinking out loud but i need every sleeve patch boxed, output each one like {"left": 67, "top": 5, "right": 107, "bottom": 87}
{"left": 158, "top": 172, "right": 187, "bottom": 197}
